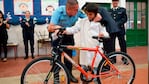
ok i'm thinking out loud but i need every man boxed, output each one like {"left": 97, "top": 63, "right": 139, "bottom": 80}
{"left": 98, "top": 7, "right": 120, "bottom": 54}
{"left": 109, "top": 0, "right": 127, "bottom": 53}
{"left": 109, "top": 0, "right": 127, "bottom": 63}
{"left": 48, "top": 0, "right": 86, "bottom": 83}
{"left": 82, "top": 3, "right": 120, "bottom": 54}
{"left": 20, "top": 11, "right": 35, "bottom": 59}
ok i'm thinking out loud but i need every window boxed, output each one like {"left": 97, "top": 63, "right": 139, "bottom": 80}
{"left": 137, "top": 2, "right": 146, "bottom": 29}
{"left": 126, "top": 2, "right": 134, "bottom": 29}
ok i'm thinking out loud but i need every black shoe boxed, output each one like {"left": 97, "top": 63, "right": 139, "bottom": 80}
{"left": 70, "top": 74, "right": 78, "bottom": 83}
{"left": 24, "top": 56, "right": 28, "bottom": 59}
{"left": 31, "top": 53, "right": 35, "bottom": 59}
{"left": 31, "top": 56, "right": 35, "bottom": 59}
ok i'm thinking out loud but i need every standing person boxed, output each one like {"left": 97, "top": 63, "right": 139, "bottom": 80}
{"left": 20, "top": 11, "right": 35, "bottom": 59}
{"left": 48, "top": 0, "right": 86, "bottom": 83}
{"left": 109, "top": 0, "right": 127, "bottom": 53}
{"left": 109, "top": 0, "right": 127, "bottom": 63}
{"left": 0, "top": 10, "right": 10, "bottom": 62}
{"left": 82, "top": 3, "right": 120, "bottom": 54}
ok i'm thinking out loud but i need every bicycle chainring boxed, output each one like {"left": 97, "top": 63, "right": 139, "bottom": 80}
{"left": 80, "top": 66, "right": 94, "bottom": 82}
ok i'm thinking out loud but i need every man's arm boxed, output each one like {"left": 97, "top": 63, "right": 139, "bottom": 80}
{"left": 99, "top": 7, "right": 120, "bottom": 33}
{"left": 48, "top": 7, "right": 62, "bottom": 32}
{"left": 20, "top": 19, "right": 27, "bottom": 28}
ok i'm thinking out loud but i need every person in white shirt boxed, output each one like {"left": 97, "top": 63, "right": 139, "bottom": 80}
{"left": 63, "top": 3, "right": 109, "bottom": 67}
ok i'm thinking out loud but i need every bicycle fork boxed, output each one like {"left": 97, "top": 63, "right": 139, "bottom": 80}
{"left": 44, "top": 61, "right": 55, "bottom": 84}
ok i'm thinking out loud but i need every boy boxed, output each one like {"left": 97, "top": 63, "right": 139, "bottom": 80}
{"left": 63, "top": 3, "right": 109, "bottom": 67}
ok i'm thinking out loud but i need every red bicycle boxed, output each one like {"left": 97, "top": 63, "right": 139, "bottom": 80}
{"left": 21, "top": 28, "right": 136, "bottom": 84}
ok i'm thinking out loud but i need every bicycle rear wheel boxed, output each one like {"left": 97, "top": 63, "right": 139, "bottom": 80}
{"left": 21, "top": 57, "right": 70, "bottom": 84}
{"left": 97, "top": 52, "right": 136, "bottom": 84}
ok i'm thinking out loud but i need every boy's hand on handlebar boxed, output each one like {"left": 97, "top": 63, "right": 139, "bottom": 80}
{"left": 98, "top": 33, "right": 104, "bottom": 37}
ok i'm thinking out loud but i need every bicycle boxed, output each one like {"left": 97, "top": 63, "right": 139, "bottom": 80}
{"left": 21, "top": 28, "right": 136, "bottom": 84}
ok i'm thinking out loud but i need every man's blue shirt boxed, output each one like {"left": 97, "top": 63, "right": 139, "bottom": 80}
{"left": 50, "top": 6, "right": 86, "bottom": 27}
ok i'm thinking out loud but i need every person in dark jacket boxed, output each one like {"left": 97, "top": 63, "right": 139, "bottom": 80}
{"left": 109, "top": 0, "right": 127, "bottom": 53}
{"left": 109, "top": 0, "right": 128, "bottom": 63}
{"left": 82, "top": 3, "right": 120, "bottom": 54}
{"left": 20, "top": 11, "right": 35, "bottom": 59}
{"left": 0, "top": 10, "right": 10, "bottom": 62}
{"left": 98, "top": 7, "right": 120, "bottom": 54}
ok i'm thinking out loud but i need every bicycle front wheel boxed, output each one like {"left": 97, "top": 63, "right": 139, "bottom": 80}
{"left": 97, "top": 52, "right": 136, "bottom": 84}
{"left": 21, "top": 57, "right": 70, "bottom": 84}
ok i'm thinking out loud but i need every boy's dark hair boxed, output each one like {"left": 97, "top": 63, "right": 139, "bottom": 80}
{"left": 112, "top": 0, "right": 119, "bottom": 1}
{"left": 85, "top": 3, "right": 98, "bottom": 15}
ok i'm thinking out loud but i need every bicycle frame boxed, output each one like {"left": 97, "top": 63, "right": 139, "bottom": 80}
{"left": 60, "top": 45, "right": 120, "bottom": 79}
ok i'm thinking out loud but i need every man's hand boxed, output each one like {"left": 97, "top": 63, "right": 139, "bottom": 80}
{"left": 25, "top": 22, "right": 30, "bottom": 27}
{"left": 48, "top": 24, "right": 61, "bottom": 32}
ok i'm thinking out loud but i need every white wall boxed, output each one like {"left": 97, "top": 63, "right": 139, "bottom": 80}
{"left": 119, "top": 0, "right": 126, "bottom": 8}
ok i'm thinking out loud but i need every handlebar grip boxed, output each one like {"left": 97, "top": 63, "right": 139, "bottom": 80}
{"left": 59, "top": 27, "right": 66, "bottom": 31}
{"left": 92, "top": 36, "right": 98, "bottom": 39}
{"left": 56, "top": 27, "right": 66, "bottom": 38}
{"left": 92, "top": 36, "right": 110, "bottom": 42}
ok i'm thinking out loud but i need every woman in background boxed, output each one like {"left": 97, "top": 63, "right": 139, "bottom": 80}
{"left": 0, "top": 10, "right": 10, "bottom": 62}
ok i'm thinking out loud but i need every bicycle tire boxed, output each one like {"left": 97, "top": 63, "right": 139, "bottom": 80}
{"left": 21, "top": 57, "right": 70, "bottom": 84}
{"left": 96, "top": 52, "right": 136, "bottom": 84}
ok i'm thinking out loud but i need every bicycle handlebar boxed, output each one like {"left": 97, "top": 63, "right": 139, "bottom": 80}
{"left": 56, "top": 27, "right": 66, "bottom": 38}
{"left": 92, "top": 36, "right": 110, "bottom": 42}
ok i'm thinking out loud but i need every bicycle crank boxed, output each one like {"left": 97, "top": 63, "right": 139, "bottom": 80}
{"left": 80, "top": 66, "right": 94, "bottom": 82}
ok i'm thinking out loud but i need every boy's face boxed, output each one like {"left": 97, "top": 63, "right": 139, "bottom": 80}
{"left": 86, "top": 12, "right": 96, "bottom": 21}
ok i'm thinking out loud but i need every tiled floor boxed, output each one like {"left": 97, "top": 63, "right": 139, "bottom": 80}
{"left": 0, "top": 46, "right": 148, "bottom": 84}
